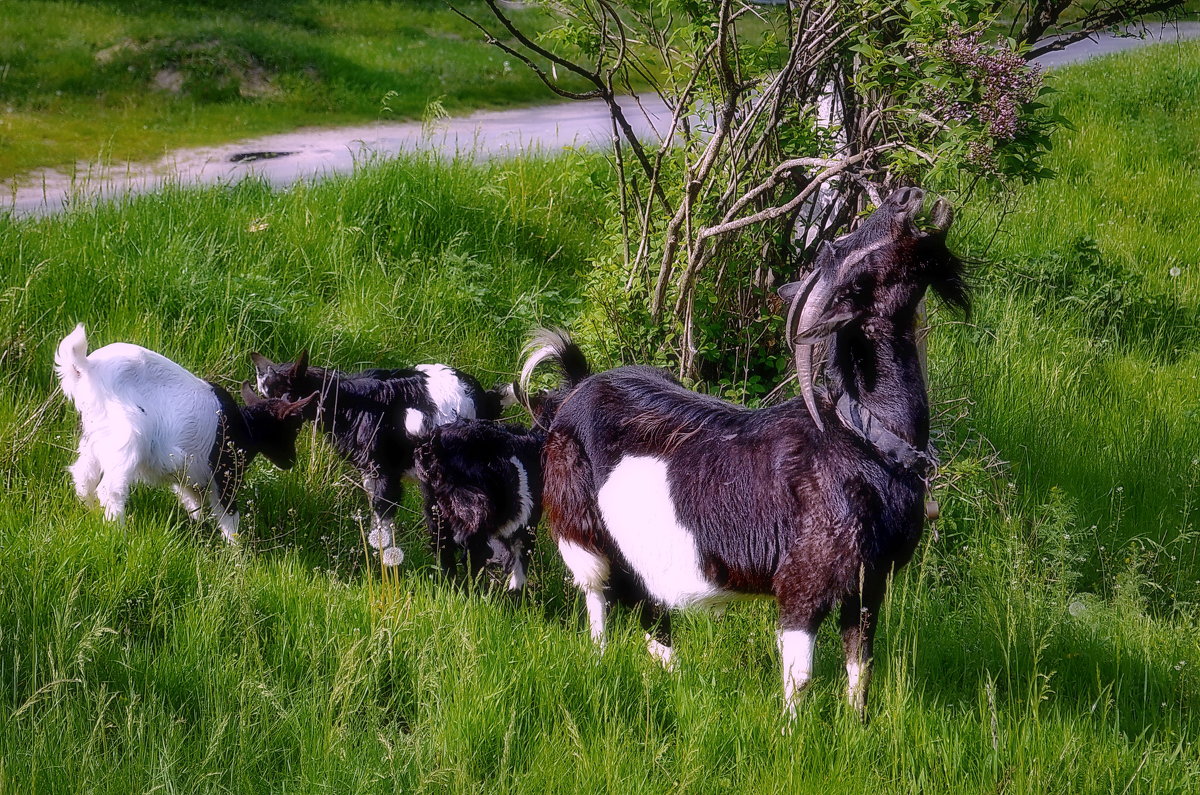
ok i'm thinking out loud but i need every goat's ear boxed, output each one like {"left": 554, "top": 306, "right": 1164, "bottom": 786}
{"left": 250, "top": 352, "right": 273, "bottom": 375}
{"left": 293, "top": 350, "right": 309, "bottom": 379}
{"left": 777, "top": 281, "right": 806, "bottom": 303}
{"left": 928, "top": 196, "right": 954, "bottom": 234}
{"left": 241, "top": 381, "right": 263, "bottom": 406}
{"left": 777, "top": 268, "right": 820, "bottom": 305}
{"left": 792, "top": 310, "right": 860, "bottom": 345}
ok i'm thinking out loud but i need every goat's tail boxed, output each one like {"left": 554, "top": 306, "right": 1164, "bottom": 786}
{"left": 54, "top": 323, "right": 90, "bottom": 402}
{"left": 516, "top": 328, "right": 591, "bottom": 428}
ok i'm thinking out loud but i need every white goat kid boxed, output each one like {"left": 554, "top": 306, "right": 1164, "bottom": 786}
{"left": 55, "top": 324, "right": 315, "bottom": 541}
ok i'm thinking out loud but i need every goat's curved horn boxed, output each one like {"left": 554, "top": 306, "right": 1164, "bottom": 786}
{"left": 241, "top": 380, "right": 263, "bottom": 406}
{"left": 780, "top": 269, "right": 821, "bottom": 351}
{"left": 792, "top": 279, "right": 834, "bottom": 431}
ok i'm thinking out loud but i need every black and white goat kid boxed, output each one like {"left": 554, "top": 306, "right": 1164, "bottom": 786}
{"left": 530, "top": 187, "right": 967, "bottom": 718}
{"left": 414, "top": 419, "right": 544, "bottom": 591}
{"left": 412, "top": 330, "right": 592, "bottom": 588}
{"left": 251, "top": 351, "right": 510, "bottom": 565}
{"left": 56, "top": 324, "right": 317, "bottom": 542}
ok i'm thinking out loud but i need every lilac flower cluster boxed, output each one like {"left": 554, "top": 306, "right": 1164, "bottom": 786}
{"left": 927, "top": 24, "right": 1044, "bottom": 163}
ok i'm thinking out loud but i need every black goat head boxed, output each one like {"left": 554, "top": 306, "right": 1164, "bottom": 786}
{"left": 777, "top": 187, "right": 967, "bottom": 428}
{"left": 251, "top": 350, "right": 310, "bottom": 400}
{"left": 240, "top": 386, "right": 319, "bottom": 470}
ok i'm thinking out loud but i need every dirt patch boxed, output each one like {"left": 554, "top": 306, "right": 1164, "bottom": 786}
{"left": 101, "top": 37, "right": 286, "bottom": 101}
{"left": 238, "top": 65, "right": 282, "bottom": 100}
{"left": 153, "top": 68, "right": 185, "bottom": 94}
{"left": 95, "top": 39, "right": 149, "bottom": 65}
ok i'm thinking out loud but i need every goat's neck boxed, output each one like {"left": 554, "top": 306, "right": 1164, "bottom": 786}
{"left": 827, "top": 314, "right": 928, "bottom": 449}
{"left": 231, "top": 409, "right": 265, "bottom": 459}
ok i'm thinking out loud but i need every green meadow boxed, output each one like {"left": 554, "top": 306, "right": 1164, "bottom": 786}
{"left": 0, "top": 0, "right": 574, "bottom": 180}
{"left": 1, "top": 41, "right": 1199, "bottom": 793}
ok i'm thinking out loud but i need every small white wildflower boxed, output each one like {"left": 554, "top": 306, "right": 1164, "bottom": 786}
{"left": 381, "top": 546, "right": 404, "bottom": 567}
{"left": 1169, "top": 266, "right": 1182, "bottom": 278}
{"left": 248, "top": 220, "right": 269, "bottom": 233}
{"left": 367, "top": 527, "right": 391, "bottom": 550}
{"left": 1068, "top": 600, "right": 1086, "bottom": 617}
{"left": 503, "top": 60, "right": 512, "bottom": 73}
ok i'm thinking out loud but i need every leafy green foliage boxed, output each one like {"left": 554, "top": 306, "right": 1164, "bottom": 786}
{"left": 500, "top": 1, "right": 1057, "bottom": 384}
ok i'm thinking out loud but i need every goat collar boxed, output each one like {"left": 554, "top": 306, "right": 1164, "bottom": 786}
{"left": 835, "top": 392, "right": 936, "bottom": 477}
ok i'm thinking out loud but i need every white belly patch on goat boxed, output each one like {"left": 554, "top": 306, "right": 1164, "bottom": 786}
{"left": 415, "top": 364, "right": 475, "bottom": 430}
{"left": 596, "top": 455, "right": 727, "bottom": 609}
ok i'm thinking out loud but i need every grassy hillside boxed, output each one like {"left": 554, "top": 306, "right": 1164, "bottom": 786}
{"left": 0, "top": 0, "right": 577, "bottom": 180}
{"left": 944, "top": 40, "right": 1200, "bottom": 596}
{"left": 1, "top": 42, "right": 1199, "bottom": 793}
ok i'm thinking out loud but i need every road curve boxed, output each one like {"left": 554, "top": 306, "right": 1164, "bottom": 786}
{"left": 5, "top": 22, "right": 1200, "bottom": 218}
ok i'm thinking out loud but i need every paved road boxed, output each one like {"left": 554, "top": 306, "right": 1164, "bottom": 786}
{"left": 5, "top": 22, "right": 1200, "bottom": 218}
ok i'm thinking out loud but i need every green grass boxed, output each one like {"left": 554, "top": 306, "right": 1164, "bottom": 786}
{"left": 1, "top": 42, "right": 1200, "bottom": 794}
{"left": 941, "top": 40, "right": 1200, "bottom": 599}
{"left": 0, "top": 0, "right": 579, "bottom": 180}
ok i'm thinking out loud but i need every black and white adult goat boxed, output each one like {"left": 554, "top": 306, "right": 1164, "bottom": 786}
{"left": 251, "top": 351, "right": 511, "bottom": 564}
{"left": 412, "top": 330, "right": 592, "bottom": 589}
{"left": 56, "top": 325, "right": 317, "bottom": 541}
{"left": 528, "top": 188, "right": 967, "bottom": 717}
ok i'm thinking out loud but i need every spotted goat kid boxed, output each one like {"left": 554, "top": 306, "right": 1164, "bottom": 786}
{"left": 410, "top": 330, "right": 592, "bottom": 589}
{"left": 527, "top": 188, "right": 968, "bottom": 718}
{"left": 56, "top": 324, "right": 316, "bottom": 541}
{"left": 252, "top": 351, "right": 511, "bottom": 564}
{"left": 414, "top": 419, "right": 543, "bottom": 590}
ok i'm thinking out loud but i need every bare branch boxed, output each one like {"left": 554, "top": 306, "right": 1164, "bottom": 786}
{"left": 445, "top": 5, "right": 603, "bottom": 99}
{"left": 697, "top": 144, "right": 903, "bottom": 242}
{"left": 1023, "top": 0, "right": 1188, "bottom": 57}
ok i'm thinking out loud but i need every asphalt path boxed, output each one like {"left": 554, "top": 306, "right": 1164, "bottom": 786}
{"left": 5, "top": 22, "right": 1200, "bottom": 217}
